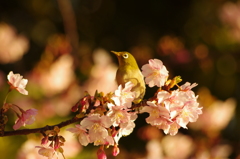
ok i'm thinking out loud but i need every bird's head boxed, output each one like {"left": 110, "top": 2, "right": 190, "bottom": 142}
{"left": 111, "top": 51, "right": 138, "bottom": 68}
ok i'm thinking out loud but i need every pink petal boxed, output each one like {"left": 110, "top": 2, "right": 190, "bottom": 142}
{"left": 13, "top": 118, "right": 24, "bottom": 130}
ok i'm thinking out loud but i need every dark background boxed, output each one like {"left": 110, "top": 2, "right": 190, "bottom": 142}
{"left": 0, "top": 0, "right": 240, "bottom": 158}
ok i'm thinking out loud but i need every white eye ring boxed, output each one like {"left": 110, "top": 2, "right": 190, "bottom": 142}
{"left": 123, "top": 53, "right": 128, "bottom": 58}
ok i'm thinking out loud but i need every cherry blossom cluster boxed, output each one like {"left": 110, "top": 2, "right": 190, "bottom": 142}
{"left": 0, "top": 58, "right": 202, "bottom": 159}
{"left": 141, "top": 59, "right": 202, "bottom": 135}
{"left": 68, "top": 82, "right": 137, "bottom": 158}
{"left": 141, "top": 82, "right": 202, "bottom": 135}
{"left": 67, "top": 59, "right": 202, "bottom": 159}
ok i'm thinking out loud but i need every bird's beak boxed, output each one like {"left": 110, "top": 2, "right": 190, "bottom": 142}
{"left": 111, "top": 51, "right": 120, "bottom": 56}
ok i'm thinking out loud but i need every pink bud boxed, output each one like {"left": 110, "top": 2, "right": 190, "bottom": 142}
{"left": 112, "top": 145, "right": 120, "bottom": 156}
{"left": 41, "top": 136, "right": 49, "bottom": 145}
{"left": 71, "top": 104, "right": 79, "bottom": 112}
{"left": 97, "top": 147, "right": 107, "bottom": 159}
{"left": 71, "top": 99, "right": 82, "bottom": 112}
{"left": 54, "top": 136, "right": 60, "bottom": 150}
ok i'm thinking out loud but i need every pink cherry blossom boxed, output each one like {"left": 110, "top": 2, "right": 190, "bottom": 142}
{"left": 107, "top": 86, "right": 138, "bottom": 144}
{"left": 141, "top": 101, "right": 170, "bottom": 129}
{"left": 80, "top": 114, "right": 113, "bottom": 146}
{"left": 179, "top": 82, "right": 199, "bottom": 100}
{"left": 7, "top": 71, "right": 28, "bottom": 95}
{"left": 141, "top": 82, "right": 202, "bottom": 136}
{"left": 163, "top": 122, "right": 181, "bottom": 136}
{"left": 172, "top": 84, "right": 202, "bottom": 128}
{"left": 95, "top": 135, "right": 114, "bottom": 146}
{"left": 35, "top": 145, "right": 55, "bottom": 159}
{"left": 67, "top": 124, "right": 90, "bottom": 146}
{"left": 157, "top": 90, "right": 172, "bottom": 104}
{"left": 141, "top": 59, "right": 169, "bottom": 87}
{"left": 160, "top": 90, "right": 185, "bottom": 113}
{"left": 162, "top": 90, "right": 201, "bottom": 128}
{"left": 118, "top": 113, "right": 137, "bottom": 136}
{"left": 107, "top": 105, "right": 131, "bottom": 127}
{"left": 113, "top": 113, "right": 137, "bottom": 144}
{"left": 112, "top": 81, "right": 135, "bottom": 108}
{"left": 180, "top": 82, "right": 198, "bottom": 91}
{"left": 174, "top": 92, "right": 202, "bottom": 128}
{"left": 13, "top": 108, "right": 38, "bottom": 130}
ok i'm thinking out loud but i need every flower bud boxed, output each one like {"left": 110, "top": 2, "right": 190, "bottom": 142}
{"left": 54, "top": 136, "right": 60, "bottom": 150}
{"left": 97, "top": 147, "right": 107, "bottom": 159}
{"left": 41, "top": 136, "right": 49, "bottom": 145}
{"left": 112, "top": 145, "right": 120, "bottom": 156}
{"left": 71, "top": 104, "right": 79, "bottom": 112}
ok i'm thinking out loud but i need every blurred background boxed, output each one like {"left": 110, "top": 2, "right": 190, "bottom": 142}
{"left": 0, "top": 0, "right": 240, "bottom": 158}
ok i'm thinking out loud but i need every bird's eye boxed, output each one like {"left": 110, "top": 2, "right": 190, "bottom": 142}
{"left": 123, "top": 53, "right": 128, "bottom": 59}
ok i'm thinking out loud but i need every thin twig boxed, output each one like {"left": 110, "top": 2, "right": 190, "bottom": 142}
{"left": 1, "top": 116, "right": 83, "bottom": 137}
{"left": 57, "top": 0, "right": 79, "bottom": 67}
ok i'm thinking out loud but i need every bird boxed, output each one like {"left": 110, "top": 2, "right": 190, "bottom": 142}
{"left": 111, "top": 51, "right": 145, "bottom": 104}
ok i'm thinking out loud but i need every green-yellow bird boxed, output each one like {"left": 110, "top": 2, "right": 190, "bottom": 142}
{"left": 111, "top": 51, "right": 145, "bottom": 104}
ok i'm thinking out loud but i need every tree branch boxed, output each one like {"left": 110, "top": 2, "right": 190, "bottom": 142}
{"left": 1, "top": 116, "right": 83, "bottom": 137}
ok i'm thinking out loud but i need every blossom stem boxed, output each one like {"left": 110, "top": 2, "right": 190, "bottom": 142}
{"left": 11, "top": 103, "right": 25, "bottom": 112}
{"left": 3, "top": 89, "right": 11, "bottom": 105}
{"left": 61, "top": 152, "right": 66, "bottom": 159}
